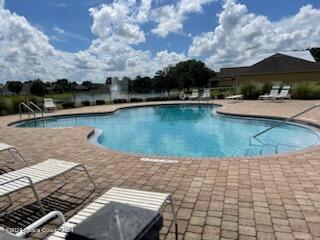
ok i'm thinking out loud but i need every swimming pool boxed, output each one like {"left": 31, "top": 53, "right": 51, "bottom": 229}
{"left": 16, "top": 105, "right": 320, "bottom": 157}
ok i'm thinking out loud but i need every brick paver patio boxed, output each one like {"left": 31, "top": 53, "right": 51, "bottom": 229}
{"left": 1, "top": 100, "right": 320, "bottom": 240}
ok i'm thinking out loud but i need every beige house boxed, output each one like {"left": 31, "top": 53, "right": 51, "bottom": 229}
{"left": 217, "top": 51, "right": 320, "bottom": 87}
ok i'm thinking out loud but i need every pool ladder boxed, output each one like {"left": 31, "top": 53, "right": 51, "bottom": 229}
{"left": 19, "top": 102, "right": 44, "bottom": 119}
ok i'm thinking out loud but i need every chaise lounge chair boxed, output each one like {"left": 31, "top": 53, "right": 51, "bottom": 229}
{"left": 48, "top": 187, "right": 177, "bottom": 240}
{"left": 225, "top": 94, "right": 243, "bottom": 103}
{"left": 0, "top": 142, "right": 28, "bottom": 166}
{"left": 269, "top": 85, "right": 291, "bottom": 101}
{"left": 3, "top": 187, "right": 177, "bottom": 240}
{"left": 199, "top": 89, "right": 211, "bottom": 100}
{"left": 0, "top": 159, "right": 96, "bottom": 215}
{"left": 188, "top": 89, "right": 199, "bottom": 100}
{"left": 43, "top": 98, "right": 57, "bottom": 112}
{"left": 179, "top": 91, "right": 187, "bottom": 100}
{"left": 259, "top": 85, "right": 280, "bottom": 100}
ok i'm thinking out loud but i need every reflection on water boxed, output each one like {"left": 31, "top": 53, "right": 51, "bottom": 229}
{"left": 153, "top": 105, "right": 208, "bottom": 123}
{"left": 56, "top": 92, "right": 168, "bottom": 104}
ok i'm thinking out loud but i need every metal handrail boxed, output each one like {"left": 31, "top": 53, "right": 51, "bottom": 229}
{"left": 30, "top": 101, "right": 44, "bottom": 118}
{"left": 19, "top": 102, "right": 35, "bottom": 119}
{"left": 250, "top": 103, "right": 320, "bottom": 145}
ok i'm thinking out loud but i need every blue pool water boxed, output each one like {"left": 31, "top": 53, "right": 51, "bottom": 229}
{"left": 16, "top": 105, "right": 320, "bottom": 157}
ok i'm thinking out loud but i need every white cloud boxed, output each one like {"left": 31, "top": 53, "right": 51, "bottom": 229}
{"left": 89, "top": 0, "right": 148, "bottom": 44}
{"left": 0, "top": 1, "right": 186, "bottom": 83}
{"left": 136, "top": 0, "right": 152, "bottom": 22}
{"left": 53, "top": 26, "right": 65, "bottom": 34}
{"left": 178, "top": 0, "right": 214, "bottom": 14}
{"left": 151, "top": 4, "right": 183, "bottom": 37}
{"left": 87, "top": 38, "right": 187, "bottom": 78}
{"left": 151, "top": 0, "right": 216, "bottom": 37}
{"left": 0, "top": 5, "right": 58, "bottom": 80}
{"left": 1, "top": 0, "right": 320, "bottom": 83}
{"left": 53, "top": 26, "right": 89, "bottom": 42}
{"left": 188, "top": 0, "right": 320, "bottom": 70}
{"left": 53, "top": 3, "right": 69, "bottom": 8}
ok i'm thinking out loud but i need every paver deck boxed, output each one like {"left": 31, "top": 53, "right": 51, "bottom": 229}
{"left": 1, "top": 100, "right": 320, "bottom": 240}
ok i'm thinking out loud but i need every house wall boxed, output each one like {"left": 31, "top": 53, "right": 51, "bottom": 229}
{"left": 237, "top": 70, "right": 320, "bottom": 85}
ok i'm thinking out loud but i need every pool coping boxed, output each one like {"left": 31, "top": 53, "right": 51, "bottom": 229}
{"left": 8, "top": 102, "right": 218, "bottom": 127}
{"left": 8, "top": 101, "right": 320, "bottom": 161}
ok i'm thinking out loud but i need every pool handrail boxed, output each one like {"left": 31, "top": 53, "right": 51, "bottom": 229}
{"left": 250, "top": 103, "right": 320, "bottom": 146}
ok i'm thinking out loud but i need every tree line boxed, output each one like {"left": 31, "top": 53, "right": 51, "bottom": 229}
{"left": 3, "top": 60, "right": 216, "bottom": 96}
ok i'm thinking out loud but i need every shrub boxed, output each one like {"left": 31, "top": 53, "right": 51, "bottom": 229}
{"left": 211, "top": 90, "right": 220, "bottom": 99}
{"left": 81, "top": 100, "right": 90, "bottom": 106}
{"left": 113, "top": 98, "right": 128, "bottom": 103}
{"left": 129, "top": 98, "right": 143, "bottom": 102}
{"left": 28, "top": 96, "right": 43, "bottom": 108}
{"left": 96, "top": 100, "right": 106, "bottom": 105}
{"left": 238, "top": 82, "right": 261, "bottom": 99}
{"left": 291, "top": 82, "right": 320, "bottom": 99}
{"left": 62, "top": 102, "right": 75, "bottom": 109}
{"left": 0, "top": 98, "right": 8, "bottom": 115}
{"left": 167, "top": 96, "right": 180, "bottom": 100}
{"left": 216, "top": 94, "right": 224, "bottom": 99}
{"left": 261, "top": 82, "right": 273, "bottom": 95}
{"left": 309, "top": 85, "right": 320, "bottom": 99}
{"left": 11, "top": 96, "right": 25, "bottom": 113}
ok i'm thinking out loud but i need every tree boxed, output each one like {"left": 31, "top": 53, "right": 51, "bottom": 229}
{"left": 7, "top": 81, "right": 23, "bottom": 94}
{"left": 82, "top": 81, "right": 92, "bottom": 90}
{"left": 56, "top": 79, "right": 71, "bottom": 92}
{"left": 70, "top": 81, "right": 78, "bottom": 91}
{"left": 131, "top": 76, "right": 152, "bottom": 93}
{"left": 30, "top": 79, "right": 46, "bottom": 96}
{"left": 153, "top": 67, "right": 181, "bottom": 94}
{"left": 174, "top": 60, "right": 215, "bottom": 91}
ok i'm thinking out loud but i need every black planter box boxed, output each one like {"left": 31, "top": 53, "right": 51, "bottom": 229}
{"left": 66, "top": 202, "right": 163, "bottom": 240}
{"left": 0, "top": 231, "right": 20, "bottom": 240}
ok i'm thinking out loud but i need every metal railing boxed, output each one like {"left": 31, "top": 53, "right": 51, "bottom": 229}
{"left": 250, "top": 103, "right": 320, "bottom": 146}
{"left": 19, "top": 102, "right": 35, "bottom": 119}
{"left": 231, "top": 103, "right": 320, "bottom": 157}
{"left": 30, "top": 101, "right": 44, "bottom": 118}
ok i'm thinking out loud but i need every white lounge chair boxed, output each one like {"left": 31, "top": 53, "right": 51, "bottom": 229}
{"left": 199, "top": 89, "right": 211, "bottom": 100}
{"left": 188, "top": 89, "right": 199, "bottom": 100}
{"left": 225, "top": 94, "right": 243, "bottom": 103}
{"left": 16, "top": 211, "right": 66, "bottom": 238}
{"left": 0, "top": 159, "right": 96, "bottom": 215}
{"left": 259, "top": 85, "right": 280, "bottom": 100}
{"left": 0, "top": 142, "right": 28, "bottom": 166}
{"left": 269, "top": 85, "right": 291, "bottom": 101}
{"left": 48, "top": 187, "right": 177, "bottom": 240}
{"left": 43, "top": 98, "right": 57, "bottom": 112}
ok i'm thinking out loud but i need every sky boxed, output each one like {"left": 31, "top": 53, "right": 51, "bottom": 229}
{"left": 0, "top": 0, "right": 320, "bottom": 83}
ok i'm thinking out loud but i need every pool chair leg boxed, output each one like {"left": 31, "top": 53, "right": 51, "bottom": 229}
{"left": 26, "top": 177, "right": 46, "bottom": 216}
{"left": 168, "top": 195, "right": 178, "bottom": 240}
{"left": 8, "top": 148, "right": 28, "bottom": 166}
{"left": 76, "top": 165, "right": 96, "bottom": 190}
{"left": 0, "top": 195, "right": 13, "bottom": 216}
